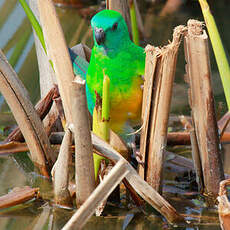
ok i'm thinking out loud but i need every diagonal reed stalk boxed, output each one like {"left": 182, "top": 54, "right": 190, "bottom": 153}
{"left": 19, "top": 0, "right": 46, "bottom": 53}
{"left": 198, "top": 0, "right": 230, "bottom": 110}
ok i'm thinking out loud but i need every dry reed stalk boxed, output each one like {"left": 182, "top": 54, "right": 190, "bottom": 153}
{"left": 218, "top": 179, "right": 230, "bottom": 230}
{"left": 53, "top": 96, "right": 66, "bottom": 129}
{"left": 108, "top": 0, "right": 132, "bottom": 36}
{"left": 53, "top": 128, "right": 73, "bottom": 207}
{"left": 0, "top": 186, "right": 40, "bottom": 209}
{"left": 168, "top": 131, "right": 230, "bottom": 145}
{"left": 37, "top": 0, "right": 74, "bottom": 123}
{"left": 91, "top": 133, "right": 184, "bottom": 224}
{"left": 218, "top": 112, "right": 230, "bottom": 137}
{"left": 0, "top": 50, "right": 52, "bottom": 177}
{"left": 4, "top": 130, "right": 230, "bottom": 156}
{"left": 190, "top": 128, "right": 204, "bottom": 192}
{"left": 165, "top": 151, "right": 194, "bottom": 171}
{"left": 71, "top": 76, "right": 95, "bottom": 206}
{"left": 141, "top": 26, "right": 185, "bottom": 192}
{"left": 167, "top": 132, "right": 191, "bottom": 145}
{"left": 138, "top": 46, "right": 158, "bottom": 179}
{"left": 5, "top": 85, "right": 59, "bottom": 143}
{"left": 0, "top": 142, "right": 28, "bottom": 155}
{"left": 38, "top": 0, "right": 95, "bottom": 204}
{"left": 184, "top": 19, "right": 224, "bottom": 197}
{"left": 28, "top": 0, "right": 57, "bottom": 98}
{"left": 29, "top": 0, "right": 61, "bottom": 135}
{"left": 62, "top": 159, "right": 130, "bottom": 230}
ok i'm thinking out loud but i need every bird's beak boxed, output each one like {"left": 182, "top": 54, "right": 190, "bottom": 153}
{"left": 94, "top": 28, "right": 106, "bottom": 45}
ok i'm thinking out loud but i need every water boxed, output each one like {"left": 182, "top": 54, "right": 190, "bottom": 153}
{"left": 0, "top": 0, "right": 230, "bottom": 229}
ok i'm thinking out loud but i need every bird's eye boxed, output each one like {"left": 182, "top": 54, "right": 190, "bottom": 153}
{"left": 112, "top": 23, "right": 118, "bottom": 31}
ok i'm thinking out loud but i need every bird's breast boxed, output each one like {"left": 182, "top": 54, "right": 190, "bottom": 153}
{"left": 109, "top": 77, "right": 143, "bottom": 132}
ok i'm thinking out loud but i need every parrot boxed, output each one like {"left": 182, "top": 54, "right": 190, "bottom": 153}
{"left": 70, "top": 9, "right": 145, "bottom": 175}
{"left": 71, "top": 9, "right": 145, "bottom": 136}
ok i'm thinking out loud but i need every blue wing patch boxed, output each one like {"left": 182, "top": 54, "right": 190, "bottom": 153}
{"left": 69, "top": 48, "right": 89, "bottom": 80}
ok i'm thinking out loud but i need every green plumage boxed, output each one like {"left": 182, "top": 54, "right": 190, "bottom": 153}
{"left": 70, "top": 9, "right": 146, "bottom": 178}
{"left": 86, "top": 9, "right": 145, "bottom": 135}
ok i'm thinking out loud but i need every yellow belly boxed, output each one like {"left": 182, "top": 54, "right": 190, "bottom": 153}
{"left": 110, "top": 86, "right": 143, "bottom": 133}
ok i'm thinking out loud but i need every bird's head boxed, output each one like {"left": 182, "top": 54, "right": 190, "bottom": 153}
{"left": 91, "top": 10, "right": 130, "bottom": 56}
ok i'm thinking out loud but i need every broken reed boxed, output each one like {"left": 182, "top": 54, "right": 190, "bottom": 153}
{"left": 139, "top": 26, "right": 185, "bottom": 193}
{"left": 218, "top": 178, "right": 230, "bottom": 230}
{"left": 53, "top": 127, "right": 73, "bottom": 207}
{"left": 71, "top": 77, "right": 96, "bottom": 206}
{"left": 38, "top": 0, "right": 96, "bottom": 206}
{"left": 184, "top": 19, "right": 224, "bottom": 197}
{"left": 93, "top": 74, "right": 110, "bottom": 180}
{"left": 0, "top": 50, "right": 53, "bottom": 178}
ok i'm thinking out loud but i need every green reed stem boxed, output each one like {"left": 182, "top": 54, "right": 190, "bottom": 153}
{"left": 198, "top": 0, "right": 230, "bottom": 110}
{"left": 19, "top": 0, "right": 46, "bottom": 53}
{"left": 129, "top": 0, "right": 139, "bottom": 45}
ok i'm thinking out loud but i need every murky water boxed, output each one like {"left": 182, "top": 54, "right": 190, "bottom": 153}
{"left": 0, "top": 0, "right": 230, "bottom": 229}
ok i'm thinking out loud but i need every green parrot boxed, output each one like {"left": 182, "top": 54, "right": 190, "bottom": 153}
{"left": 70, "top": 9, "right": 145, "bottom": 175}
{"left": 87, "top": 9, "right": 145, "bottom": 134}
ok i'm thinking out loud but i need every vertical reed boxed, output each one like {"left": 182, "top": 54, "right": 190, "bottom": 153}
{"left": 92, "top": 75, "right": 110, "bottom": 180}
{"left": 184, "top": 19, "right": 224, "bottom": 197}
{"left": 129, "top": 0, "right": 139, "bottom": 45}
{"left": 71, "top": 76, "right": 95, "bottom": 206}
{"left": 38, "top": 0, "right": 95, "bottom": 205}
{"left": 140, "top": 26, "right": 184, "bottom": 193}
{"left": 53, "top": 127, "right": 73, "bottom": 207}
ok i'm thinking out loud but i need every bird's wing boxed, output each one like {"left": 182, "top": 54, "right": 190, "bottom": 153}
{"left": 69, "top": 48, "right": 89, "bottom": 80}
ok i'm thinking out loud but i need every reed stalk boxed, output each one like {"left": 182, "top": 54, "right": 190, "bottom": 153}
{"left": 129, "top": 0, "right": 139, "bottom": 45}
{"left": 101, "top": 75, "right": 110, "bottom": 142}
{"left": 0, "top": 50, "right": 53, "bottom": 177}
{"left": 37, "top": 0, "right": 73, "bottom": 123}
{"left": 38, "top": 0, "right": 96, "bottom": 206}
{"left": 19, "top": 0, "right": 46, "bottom": 53}
{"left": 53, "top": 128, "right": 73, "bottom": 207}
{"left": 93, "top": 74, "right": 110, "bottom": 180}
{"left": 184, "top": 19, "right": 224, "bottom": 197}
{"left": 218, "top": 179, "right": 230, "bottom": 229}
{"left": 198, "top": 0, "right": 230, "bottom": 110}
{"left": 138, "top": 45, "right": 158, "bottom": 179}
{"left": 0, "top": 187, "right": 40, "bottom": 209}
{"left": 140, "top": 26, "right": 184, "bottom": 192}
{"left": 93, "top": 99, "right": 105, "bottom": 180}
{"left": 71, "top": 76, "right": 96, "bottom": 206}
{"left": 91, "top": 133, "right": 184, "bottom": 224}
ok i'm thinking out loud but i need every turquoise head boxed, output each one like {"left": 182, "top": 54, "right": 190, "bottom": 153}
{"left": 91, "top": 10, "right": 131, "bottom": 56}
